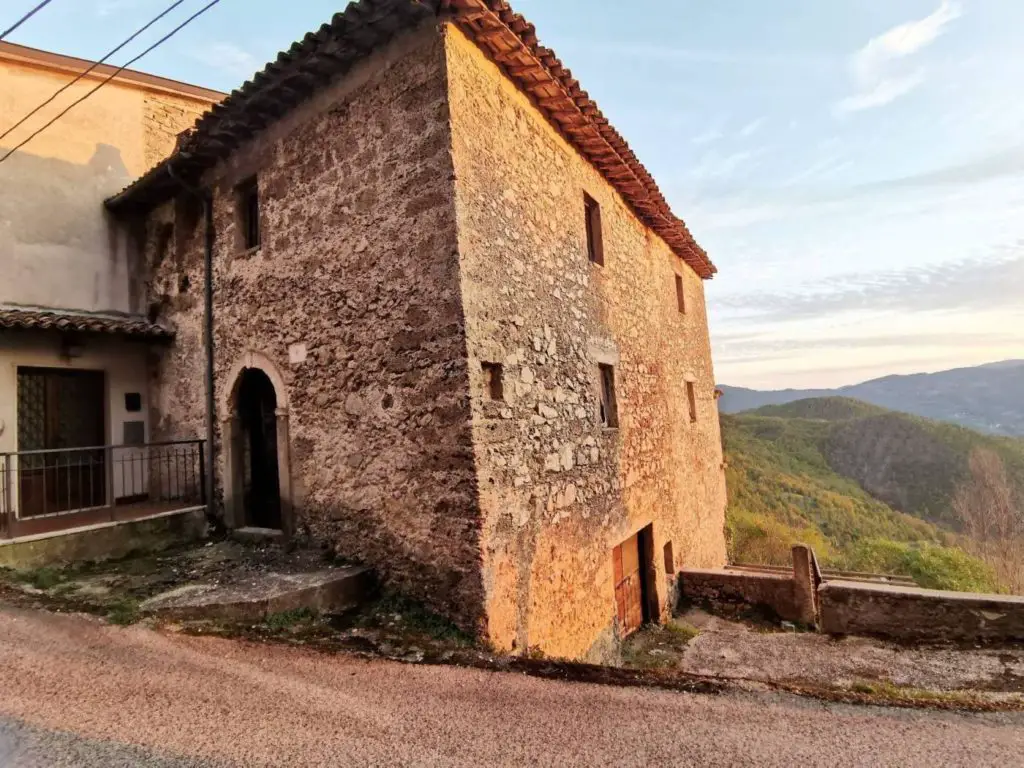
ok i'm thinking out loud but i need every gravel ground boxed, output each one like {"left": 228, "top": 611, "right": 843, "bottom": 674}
{"left": 677, "top": 609, "right": 1024, "bottom": 692}
{"left": 0, "top": 716, "right": 223, "bottom": 767}
{"left": 0, "top": 607, "right": 1022, "bottom": 767}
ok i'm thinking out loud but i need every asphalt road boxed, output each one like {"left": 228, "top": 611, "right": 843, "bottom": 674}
{"left": 0, "top": 607, "right": 1021, "bottom": 767}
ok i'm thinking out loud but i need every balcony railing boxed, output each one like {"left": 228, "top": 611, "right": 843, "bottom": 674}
{"left": 0, "top": 440, "right": 206, "bottom": 539}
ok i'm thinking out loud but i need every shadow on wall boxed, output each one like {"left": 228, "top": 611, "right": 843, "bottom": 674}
{"left": 0, "top": 143, "right": 134, "bottom": 312}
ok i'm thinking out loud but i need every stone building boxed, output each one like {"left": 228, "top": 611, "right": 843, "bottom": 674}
{"left": 107, "top": 0, "right": 728, "bottom": 661}
{"left": 0, "top": 42, "right": 220, "bottom": 540}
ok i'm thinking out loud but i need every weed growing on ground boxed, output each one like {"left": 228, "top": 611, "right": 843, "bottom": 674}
{"left": 358, "top": 592, "right": 473, "bottom": 645}
{"left": 621, "top": 620, "right": 701, "bottom": 670}
{"left": 15, "top": 567, "right": 66, "bottom": 591}
{"left": 106, "top": 598, "right": 141, "bottom": 626}
{"left": 265, "top": 608, "right": 317, "bottom": 630}
{"left": 849, "top": 680, "right": 984, "bottom": 706}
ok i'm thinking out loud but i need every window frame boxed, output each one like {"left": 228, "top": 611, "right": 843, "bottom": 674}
{"left": 598, "top": 363, "right": 619, "bottom": 429}
{"left": 675, "top": 274, "right": 686, "bottom": 314}
{"left": 584, "top": 192, "right": 604, "bottom": 266}
{"left": 236, "top": 176, "right": 261, "bottom": 251}
{"left": 686, "top": 381, "right": 698, "bottom": 423}
{"left": 481, "top": 361, "right": 504, "bottom": 402}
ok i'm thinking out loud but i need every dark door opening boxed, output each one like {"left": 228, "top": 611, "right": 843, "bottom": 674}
{"left": 16, "top": 367, "right": 106, "bottom": 517}
{"left": 237, "top": 369, "right": 281, "bottom": 530}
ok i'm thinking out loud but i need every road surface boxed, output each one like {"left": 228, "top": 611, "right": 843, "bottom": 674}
{"left": 0, "top": 607, "right": 1020, "bottom": 767}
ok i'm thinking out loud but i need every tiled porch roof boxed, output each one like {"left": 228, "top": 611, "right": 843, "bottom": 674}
{"left": 0, "top": 306, "right": 173, "bottom": 340}
{"left": 105, "top": 0, "right": 716, "bottom": 279}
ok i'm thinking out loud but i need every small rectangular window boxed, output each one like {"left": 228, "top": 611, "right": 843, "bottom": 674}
{"left": 124, "top": 392, "right": 142, "bottom": 413}
{"left": 237, "top": 177, "right": 260, "bottom": 250}
{"left": 599, "top": 363, "right": 619, "bottom": 428}
{"left": 687, "top": 381, "right": 698, "bottom": 423}
{"left": 482, "top": 362, "right": 504, "bottom": 401}
{"left": 675, "top": 274, "right": 686, "bottom": 314}
{"left": 663, "top": 541, "right": 675, "bottom": 575}
{"left": 584, "top": 193, "right": 604, "bottom": 266}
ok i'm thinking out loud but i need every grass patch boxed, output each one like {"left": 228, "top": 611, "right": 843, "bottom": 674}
{"left": 357, "top": 592, "right": 473, "bottom": 645}
{"left": 849, "top": 680, "right": 986, "bottom": 706}
{"left": 664, "top": 619, "right": 700, "bottom": 643}
{"left": 105, "top": 598, "right": 141, "bottom": 626}
{"left": 265, "top": 608, "right": 317, "bottom": 630}
{"left": 622, "top": 620, "right": 701, "bottom": 670}
{"left": 15, "top": 567, "right": 67, "bottom": 591}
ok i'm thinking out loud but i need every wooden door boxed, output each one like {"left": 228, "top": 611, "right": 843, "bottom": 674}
{"left": 613, "top": 533, "right": 644, "bottom": 636}
{"left": 17, "top": 368, "right": 106, "bottom": 517}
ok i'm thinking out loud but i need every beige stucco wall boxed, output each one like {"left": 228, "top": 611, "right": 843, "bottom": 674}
{"left": 445, "top": 25, "right": 728, "bottom": 661}
{"left": 0, "top": 55, "right": 213, "bottom": 313}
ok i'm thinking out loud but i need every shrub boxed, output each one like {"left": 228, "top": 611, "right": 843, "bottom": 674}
{"left": 842, "top": 538, "right": 998, "bottom": 593}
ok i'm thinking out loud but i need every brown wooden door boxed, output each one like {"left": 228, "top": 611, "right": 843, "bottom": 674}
{"left": 17, "top": 368, "right": 106, "bottom": 517}
{"left": 613, "top": 533, "right": 644, "bottom": 636}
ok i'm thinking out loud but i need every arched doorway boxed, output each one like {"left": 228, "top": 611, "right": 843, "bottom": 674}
{"left": 236, "top": 368, "right": 282, "bottom": 530}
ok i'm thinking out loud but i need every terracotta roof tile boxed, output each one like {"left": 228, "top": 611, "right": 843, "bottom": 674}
{"left": 0, "top": 307, "right": 173, "bottom": 339}
{"left": 105, "top": 0, "right": 716, "bottom": 278}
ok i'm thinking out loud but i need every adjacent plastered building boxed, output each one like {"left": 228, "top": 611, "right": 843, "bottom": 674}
{"left": 0, "top": 42, "right": 220, "bottom": 539}
{"left": 104, "top": 0, "right": 728, "bottom": 661}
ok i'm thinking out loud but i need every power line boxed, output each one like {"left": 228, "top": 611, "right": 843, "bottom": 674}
{"left": 0, "top": 0, "right": 222, "bottom": 165}
{"left": 1, "top": 0, "right": 189, "bottom": 144}
{"left": 0, "top": 0, "right": 56, "bottom": 41}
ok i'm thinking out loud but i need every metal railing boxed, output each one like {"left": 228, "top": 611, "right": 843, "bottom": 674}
{"left": 1, "top": 440, "right": 205, "bottom": 536}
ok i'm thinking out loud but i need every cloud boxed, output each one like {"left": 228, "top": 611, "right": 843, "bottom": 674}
{"left": 859, "top": 145, "right": 1024, "bottom": 190}
{"left": 835, "top": 0, "right": 962, "bottom": 114}
{"left": 690, "top": 149, "right": 762, "bottom": 181}
{"left": 690, "top": 127, "right": 723, "bottom": 146}
{"left": 715, "top": 250, "right": 1024, "bottom": 321}
{"left": 190, "top": 43, "right": 261, "bottom": 80}
{"left": 835, "top": 71, "right": 926, "bottom": 114}
{"left": 737, "top": 118, "right": 766, "bottom": 138}
{"left": 714, "top": 330, "right": 1024, "bottom": 364}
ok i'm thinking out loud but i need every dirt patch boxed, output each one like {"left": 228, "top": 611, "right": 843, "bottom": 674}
{"left": 666, "top": 608, "right": 1024, "bottom": 697}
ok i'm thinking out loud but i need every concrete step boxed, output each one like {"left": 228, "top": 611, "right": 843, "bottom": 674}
{"left": 140, "top": 565, "right": 373, "bottom": 623}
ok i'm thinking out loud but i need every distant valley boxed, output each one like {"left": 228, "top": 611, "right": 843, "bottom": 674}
{"left": 722, "top": 396, "right": 1024, "bottom": 593}
{"left": 719, "top": 360, "right": 1024, "bottom": 437}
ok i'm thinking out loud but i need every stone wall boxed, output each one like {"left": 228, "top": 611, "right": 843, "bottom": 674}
{"left": 142, "top": 94, "right": 212, "bottom": 169}
{"left": 678, "top": 568, "right": 802, "bottom": 623}
{"left": 446, "top": 26, "right": 727, "bottom": 661}
{"left": 819, "top": 581, "right": 1024, "bottom": 642}
{"left": 143, "top": 24, "right": 487, "bottom": 631}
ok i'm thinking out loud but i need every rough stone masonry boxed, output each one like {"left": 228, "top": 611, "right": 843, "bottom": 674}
{"left": 118, "top": 5, "right": 727, "bottom": 663}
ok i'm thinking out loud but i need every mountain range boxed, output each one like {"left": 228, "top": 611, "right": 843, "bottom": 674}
{"left": 718, "top": 360, "right": 1024, "bottom": 437}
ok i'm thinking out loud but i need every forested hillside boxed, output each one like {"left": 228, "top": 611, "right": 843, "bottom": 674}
{"left": 722, "top": 397, "right": 1024, "bottom": 593}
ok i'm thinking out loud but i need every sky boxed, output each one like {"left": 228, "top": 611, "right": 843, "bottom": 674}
{"left": 6, "top": 0, "right": 1023, "bottom": 389}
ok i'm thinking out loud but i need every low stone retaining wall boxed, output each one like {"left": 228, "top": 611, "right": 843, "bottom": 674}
{"left": 0, "top": 508, "right": 207, "bottom": 570}
{"left": 679, "top": 545, "right": 819, "bottom": 624}
{"left": 819, "top": 580, "right": 1024, "bottom": 643}
{"left": 679, "top": 568, "right": 803, "bottom": 622}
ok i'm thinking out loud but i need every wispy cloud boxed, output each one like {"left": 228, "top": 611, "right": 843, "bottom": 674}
{"left": 190, "top": 42, "right": 261, "bottom": 81}
{"left": 716, "top": 250, "right": 1024, "bottom": 321}
{"left": 691, "top": 149, "right": 762, "bottom": 181}
{"left": 691, "top": 127, "right": 723, "bottom": 146}
{"left": 737, "top": 117, "right": 766, "bottom": 138}
{"left": 835, "top": 0, "right": 963, "bottom": 115}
